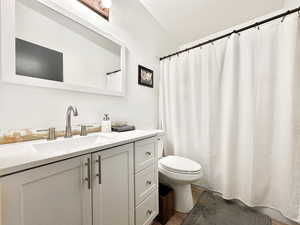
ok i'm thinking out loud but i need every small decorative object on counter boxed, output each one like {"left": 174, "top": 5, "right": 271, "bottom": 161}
{"left": 101, "top": 114, "right": 112, "bottom": 133}
{"left": 111, "top": 124, "right": 135, "bottom": 132}
{"left": 111, "top": 121, "right": 127, "bottom": 127}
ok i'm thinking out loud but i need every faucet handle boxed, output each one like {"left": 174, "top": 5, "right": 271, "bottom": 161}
{"left": 80, "top": 125, "right": 94, "bottom": 136}
{"left": 80, "top": 125, "right": 87, "bottom": 136}
{"left": 47, "top": 128, "right": 56, "bottom": 140}
{"left": 37, "top": 128, "right": 56, "bottom": 141}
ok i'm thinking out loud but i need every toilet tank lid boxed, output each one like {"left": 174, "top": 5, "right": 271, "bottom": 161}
{"left": 159, "top": 155, "right": 202, "bottom": 173}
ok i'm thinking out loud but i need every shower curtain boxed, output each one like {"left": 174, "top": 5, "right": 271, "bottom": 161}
{"left": 159, "top": 14, "right": 300, "bottom": 222}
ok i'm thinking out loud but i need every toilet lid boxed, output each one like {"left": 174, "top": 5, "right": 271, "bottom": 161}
{"left": 159, "top": 156, "right": 202, "bottom": 174}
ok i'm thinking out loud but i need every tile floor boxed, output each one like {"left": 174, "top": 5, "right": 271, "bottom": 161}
{"left": 152, "top": 186, "right": 288, "bottom": 225}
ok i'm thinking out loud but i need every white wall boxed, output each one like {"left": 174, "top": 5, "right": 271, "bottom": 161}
{"left": 0, "top": 0, "right": 176, "bottom": 132}
{"left": 179, "top": 6, "right": 291, "bottom": 51}
{"left": 178, "top": 0, "right": 300, "bottom": 52}
{"left": 283, "top": 0, "right": 300, "bottom": 7}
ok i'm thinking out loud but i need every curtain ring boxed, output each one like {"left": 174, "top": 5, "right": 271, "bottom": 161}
{"left": 210, "top": 41, "right": 214, "bottom": 45}
{"left": 254, "top": 22, "right": 260, "bottom": 30}
{"left": 233, "top": 30, "right": 241, "bottom": 36}
{"left": 298, "top": 10, "right": 300, "bottom": 17}
{"left": 281, "top": 16, "right": 286, "bottom": 23}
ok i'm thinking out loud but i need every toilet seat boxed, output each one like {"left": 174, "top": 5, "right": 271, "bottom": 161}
{"left": 159, "top": 155, "right": 202, "bottom": 174}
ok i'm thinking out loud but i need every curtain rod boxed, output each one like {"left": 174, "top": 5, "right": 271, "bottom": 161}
{"left": 160, "top": 6, "right": 300, "bottom": 61}
{"left": 106, "top": 69, "right": 121, "bottom": 75}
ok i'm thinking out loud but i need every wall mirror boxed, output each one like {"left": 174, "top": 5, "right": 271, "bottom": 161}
{"left": 0, "top": 0, "right": 126, "bottom": 96}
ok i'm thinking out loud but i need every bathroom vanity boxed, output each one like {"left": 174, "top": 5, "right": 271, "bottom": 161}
{"left": 0, "top": 130, "right": 163, "bottom": 225}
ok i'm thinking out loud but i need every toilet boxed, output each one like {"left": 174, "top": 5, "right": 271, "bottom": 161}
{"left": 157, "top": 135, "right": 203, "bottom": 213}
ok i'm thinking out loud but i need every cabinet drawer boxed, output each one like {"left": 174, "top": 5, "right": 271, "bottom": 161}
{"left": 135, "top": 138, "right": 156, "bottom": 172}
{"left": 135, "top": 191, "right": 158, "bottom": 225}
{"left": 135, "top": 165, "right": 157, "bottom": 205}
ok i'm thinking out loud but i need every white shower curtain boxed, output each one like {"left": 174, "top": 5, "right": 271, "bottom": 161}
{"left": 159, "top": 14, "right": 300, "bottom": 222}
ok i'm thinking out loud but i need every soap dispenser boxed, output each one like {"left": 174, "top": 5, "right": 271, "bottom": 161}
{"left": 101, "top": 114, "right": 112, "bottom": 133}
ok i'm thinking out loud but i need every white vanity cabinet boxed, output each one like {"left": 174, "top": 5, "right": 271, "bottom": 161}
{"left": 134, "top": 137, "right": 159, "bottom": 225}
{"left": 92, "top": 144, "right": 134, "bottom": 225}
{"left": 0, "top": 155, "right": 93, "bottom": 225}
{"left": 0, "top": 136, "right": 159, "bottom": 225}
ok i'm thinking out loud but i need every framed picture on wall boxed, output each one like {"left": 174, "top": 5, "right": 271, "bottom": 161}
{"left": 138, "top": 65, "right": 153, "bottom": 88}
{"left": 79, "top": 0, "right": 109, "bottom": 20}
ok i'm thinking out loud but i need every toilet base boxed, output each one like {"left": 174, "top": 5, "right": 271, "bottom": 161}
{"left": 171, "top": 183, "right": 194, "bottom": 213}
{"left": 160, "top": 174, "right": 194, "bottom": 213}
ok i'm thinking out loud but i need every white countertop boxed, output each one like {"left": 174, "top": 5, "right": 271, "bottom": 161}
{"left": 0, "top": 130, "right": 164, "bottom": 177}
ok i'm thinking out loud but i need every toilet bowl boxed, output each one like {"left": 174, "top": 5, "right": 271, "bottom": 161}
{"left": 158, "top": 155, "right": 203, "bottom": 213}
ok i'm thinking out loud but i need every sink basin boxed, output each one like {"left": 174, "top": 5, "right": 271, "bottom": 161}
{"left": 33, "top": 135, "right": 113, "bottom": 155}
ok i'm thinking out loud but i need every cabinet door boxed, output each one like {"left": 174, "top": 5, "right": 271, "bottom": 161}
{"left": 0, "top": 155, "right": 92, "bottom": 225}
{"left": 92, "top": 144, "right": 134, "bottom": 225}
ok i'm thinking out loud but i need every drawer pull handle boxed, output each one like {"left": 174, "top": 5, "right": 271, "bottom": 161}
{"left": 96, "top": 155, "right": 101, "bottom": 184}
{"left": 145, "top": 152, "right": 152, "bottom": 156}
{"left": 147, "top": 210, "right": 153, "bottom": 215}
{"left": 146, "top": 180, "right": 152, "bottom": 185}
{"left": 84, "top": 158, "right": 91, "bottom": 190}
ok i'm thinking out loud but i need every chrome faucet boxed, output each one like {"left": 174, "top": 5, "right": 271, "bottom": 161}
{"left": 65, "top": 106, "right": 78, "bottom": 138}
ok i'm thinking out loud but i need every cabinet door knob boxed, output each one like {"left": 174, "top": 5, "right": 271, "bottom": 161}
{"left": 147, "top": 209, "right": 153, "bottom": 215}
{"left": 146, "top": 180, "right": 152, "bottom": 185}
{"left": 145, "top": 152, "right": 152, "bottom": 156}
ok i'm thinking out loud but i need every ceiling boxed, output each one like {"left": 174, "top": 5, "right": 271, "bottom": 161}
{"left": 140, "top": 0, "right": 285, "bottom": 45}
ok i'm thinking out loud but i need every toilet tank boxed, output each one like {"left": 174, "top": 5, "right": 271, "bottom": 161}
{"left": 157, "top": 132, "right": 165, "bottom": 159}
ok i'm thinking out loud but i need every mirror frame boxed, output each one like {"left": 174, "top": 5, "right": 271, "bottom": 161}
{"left": 0, "top": 0, "right": 126, "bottom": 96}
